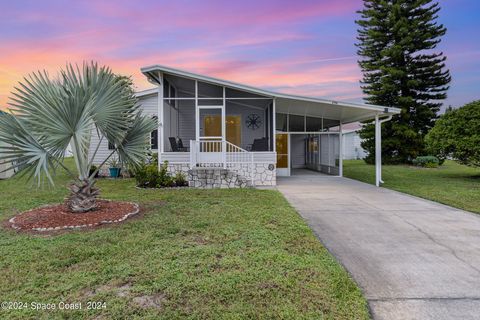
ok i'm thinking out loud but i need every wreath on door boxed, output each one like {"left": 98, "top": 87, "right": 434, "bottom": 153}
{"left": 245, "top": 113, "right": 262, "bottom": 130}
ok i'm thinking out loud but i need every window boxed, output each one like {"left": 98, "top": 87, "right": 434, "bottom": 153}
{"left": 151, "top": 116, "right": 158, "bottom": 150}
{"left": 108, "top": 141, "right": 115, "bottom": 150}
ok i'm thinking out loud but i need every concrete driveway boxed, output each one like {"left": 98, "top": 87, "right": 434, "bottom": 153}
{"left": 277, "top": 174, "right": 480, "bottom": 320}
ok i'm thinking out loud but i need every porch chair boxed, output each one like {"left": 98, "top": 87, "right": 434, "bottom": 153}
{"left": 169, "top": 137, "right": 189, "bottom": 152}
{"left": 251, "top": 137, "right": 269, "bottom": 151}
{"left": 177, "top": 138, "right": 189, "bottom": 151}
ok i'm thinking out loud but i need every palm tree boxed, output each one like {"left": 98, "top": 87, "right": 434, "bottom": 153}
{"left": 0, "top": 62, "right": 157, "bottom": 213}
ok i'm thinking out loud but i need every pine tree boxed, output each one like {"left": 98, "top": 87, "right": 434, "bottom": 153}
{"left": 356, "top": 0, "right": 451, "bottom": 164}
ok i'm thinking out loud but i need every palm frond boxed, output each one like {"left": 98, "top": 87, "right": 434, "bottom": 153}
{"left": 116, "top": 112, "right": 157, "bottom": 170}
{"left": 1, "top": 61, "right": 151, "bottom": 188}
{"left": 0, "top": 112, "right": 59, "bottom": 185}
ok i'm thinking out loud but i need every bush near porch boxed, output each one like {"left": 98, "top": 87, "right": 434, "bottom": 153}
{"left": 0, "top": 158, "right": 368, "bottom": 319}
{"left": 343, "top": 160, "right": 480, "bottom": 214}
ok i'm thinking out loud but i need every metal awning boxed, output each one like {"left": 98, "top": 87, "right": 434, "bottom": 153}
{"left": 141, "top": 64, "right": 400, "bottom": 124}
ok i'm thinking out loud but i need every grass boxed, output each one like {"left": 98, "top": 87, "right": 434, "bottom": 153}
{"left": 343, "top": 159, "right": 480, "bottom": 214}
{"left": 0, "top": 159, "right": 368, "bottom": 320}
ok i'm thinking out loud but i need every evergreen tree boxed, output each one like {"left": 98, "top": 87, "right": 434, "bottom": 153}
{"left": 356, "top": 0, "right": 451, "bottom": 164}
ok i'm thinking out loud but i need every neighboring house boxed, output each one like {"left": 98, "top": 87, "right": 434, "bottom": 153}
{"left": 89, "top": 65, "right": 400, "bottom": 187}
{"left": 0, "top": 110, "right": 15, "bottom": 179}
{"left": 342, "top": 122, "right": 367, "bottom": 160}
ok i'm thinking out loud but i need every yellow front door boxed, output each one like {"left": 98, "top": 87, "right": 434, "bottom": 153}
{"left": 226, "top": 115, "right": 241, "bottom": 146}
{"left": 276, "top": 133, "right": 288, "bottom": 168}
{"left": 204, "top": 115, "right": 222, "bottom": 137}
{"left": 204, "top": 115, "right": 242, "bottom": 146}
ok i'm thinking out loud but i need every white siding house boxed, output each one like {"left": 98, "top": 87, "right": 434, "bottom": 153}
{"left": 87, "top": 89, "right": 159, "bottom": 166}
{"left": 342, "top": 123, "right": 367, "bottom": 160}
{"left": 88, "top": 65, "right": 400, "bottom": 187}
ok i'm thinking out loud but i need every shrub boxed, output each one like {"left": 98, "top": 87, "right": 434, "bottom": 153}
{"left": 134, "top": 160, "right": 187, "bottom": 188}
{"left": 426, "top": 100, "right": 480, "bottom": 167}
{"left": 134, "top": 163, "right": 159, "bottom": 188}
{"left": 174, "top": 171, "right": 188, "bottom": 187}
{"left": 412, "top": 156, "right": 440, "bottom": 168}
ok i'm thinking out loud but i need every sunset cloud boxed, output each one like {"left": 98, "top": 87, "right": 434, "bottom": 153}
{"left": 0, "top": 0, "right": 478, "bottom": 109}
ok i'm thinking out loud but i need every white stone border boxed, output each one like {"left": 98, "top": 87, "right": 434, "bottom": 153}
{"left": 134, "top": 185, "right": 190, "bottom": 190}
{"left": 8, "top": 200, "right": 140, "bottom": 232}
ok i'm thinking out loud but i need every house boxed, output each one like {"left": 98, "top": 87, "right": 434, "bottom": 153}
{"left": 342, "top": 122, "right": 367, "bottom": 160}
{"left": 89, "top": 65, "right": 400, "bottom": 187}
{"left": 0, "top": 110, "right": 15, "bottom": 179}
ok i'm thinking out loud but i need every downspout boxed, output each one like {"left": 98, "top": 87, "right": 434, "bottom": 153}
{"left": 375, "top": 114, "right": 393, "bottom": 187}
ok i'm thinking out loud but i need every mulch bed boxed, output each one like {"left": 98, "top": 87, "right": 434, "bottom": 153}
{"left": 8, "top": 200, "right": 139, "bottom": 232}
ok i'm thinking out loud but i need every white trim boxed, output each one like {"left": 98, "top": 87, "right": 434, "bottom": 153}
{"left": 375, "top": 114, "right": 380, "bottom": 187}
{"left": 222, "top": 86, "right": 226, "bottom": 146}
{"left": 159, "top": 97, "right": 272, "bottom": 100}
{"left": 195, "top": 80, "right": 199, "bottom": 141}
{"left": 339, "top": 122, "right": 343, "bottom": 177}
{"left": 287, "top": 133, "right": 291, "bottom": 176}
{"left": 375, "top": 114, "right": 393, "bottom": 187}
{"left": 198, "top": 105, "right": 223, "bottom": 109}
{"left": 135, "top": 87, "right": 158, "bottom": 98}
{"left": 157, "top": 71, "right": 164, "bottom": 169}
{"left": 273, "top": 98, "right": 276, "bottom": 153}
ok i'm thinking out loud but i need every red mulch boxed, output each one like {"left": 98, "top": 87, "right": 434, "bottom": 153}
{"left": 8, "top": 200, "right": 139, "bottom": 232}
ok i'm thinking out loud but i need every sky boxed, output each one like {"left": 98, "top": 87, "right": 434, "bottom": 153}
{"left": 0, "top": 0, "right": 479, "bottom": 111}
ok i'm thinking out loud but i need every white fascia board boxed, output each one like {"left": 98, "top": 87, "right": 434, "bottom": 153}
{"left": 134, "top": 87, "right": 158, "bottom": 98}
{"left": 140, "top": 64, "right": 402, "bottom": 115}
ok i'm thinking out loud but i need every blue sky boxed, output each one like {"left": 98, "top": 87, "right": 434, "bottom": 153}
{"left": 0, "top": 0, "right": 478, "bottom": 110}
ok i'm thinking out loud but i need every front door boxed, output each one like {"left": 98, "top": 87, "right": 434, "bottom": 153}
{"left": 276, "top": 133, "right": 290, "bottom": 176}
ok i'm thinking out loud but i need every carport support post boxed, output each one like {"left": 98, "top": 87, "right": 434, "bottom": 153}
{"left": 339, "top": 122, "right": 343, "bottom": 177}
{"left": 375, "top": 114, "right": 381, "bottom": 187}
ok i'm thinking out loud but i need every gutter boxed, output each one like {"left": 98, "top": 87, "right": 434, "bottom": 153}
{"left": 375, "top": 114, "right": 393, "bottom": 186}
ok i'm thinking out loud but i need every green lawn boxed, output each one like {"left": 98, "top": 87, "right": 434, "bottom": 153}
{"left": 0, "top": 160, "right": 368, "bottom": 320}
{"left": 343, "top": 160, "right": 480, "bottom": 214}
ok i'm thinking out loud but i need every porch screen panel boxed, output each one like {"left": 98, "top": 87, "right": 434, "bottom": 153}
{"left": 177, "top": 100, "right": 196, "bottom": 145}
{"left": 164, "top": 74, "right": 195, "bottom": 98}
{"left": 198, "top": 81, "right": 223, "bottom": 98}
{"left": 276, "top": 113, "right": 287, "bottom": 132}
{"left": 198, "top": 99, "right": 223, "bottom": 106}
{"left": 288, "top": 114, "right": 305, "bottom": 132}
{"left": 200, "top": 108, "right": 222, "bottom": 138}
{"left": 323, "top": 118, "right": 340, "bottom": 132}
{"left": 306, "top": 116, "right": 322, "bottom": 132}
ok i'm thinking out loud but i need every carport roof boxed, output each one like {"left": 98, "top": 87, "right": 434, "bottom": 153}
{"left": 141, "top": 64, "right": 400, "bottom": 124}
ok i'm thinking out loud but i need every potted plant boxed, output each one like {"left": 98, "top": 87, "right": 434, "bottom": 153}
{"left": 109, "top": 156, "right": 122, "bottom": 178}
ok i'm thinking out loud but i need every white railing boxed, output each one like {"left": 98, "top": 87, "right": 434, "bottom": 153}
{"left": 225, "top": 141, "right": 253, "bottom": 165}
{"left": 189, "top": 139, "right": 255, "bottom": 185}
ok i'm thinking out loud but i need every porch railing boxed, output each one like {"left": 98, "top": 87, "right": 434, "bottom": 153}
{"left": 189, "top": 139, "right": 255, "bottom": 185}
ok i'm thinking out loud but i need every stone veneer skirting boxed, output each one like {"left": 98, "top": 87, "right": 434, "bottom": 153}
{"left": 166, "top": 163, "right": 276, "bottom": 189}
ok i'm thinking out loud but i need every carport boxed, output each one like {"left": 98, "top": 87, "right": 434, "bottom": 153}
{"left": 273, "top": 94, "right": 400, "bottom": 186}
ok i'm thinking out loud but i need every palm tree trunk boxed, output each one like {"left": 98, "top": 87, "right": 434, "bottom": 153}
{"left": 67, "top": 178, "right": 100, "bottom": 213}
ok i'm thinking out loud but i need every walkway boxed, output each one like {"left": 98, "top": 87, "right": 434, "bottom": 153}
{"left": 277, "top": 174, "right": 480, "bottom": 320}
